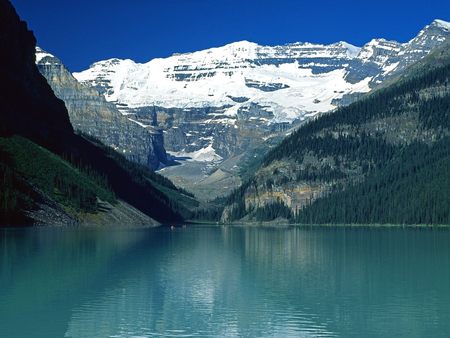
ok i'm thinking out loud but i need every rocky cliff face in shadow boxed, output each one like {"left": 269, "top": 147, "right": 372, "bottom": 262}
{"left": 0, "top": 0, "right": 73, "bottom": 151}
{"left": 36, "top": 48, "right": 170, "bottom": 169}
{"left": 0, "top": 0, "right": 186, "bottom": 224}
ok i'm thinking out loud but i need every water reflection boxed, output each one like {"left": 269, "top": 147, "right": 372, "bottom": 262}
{"left": 1, "top": 226, "right": 450, "bottom": 337}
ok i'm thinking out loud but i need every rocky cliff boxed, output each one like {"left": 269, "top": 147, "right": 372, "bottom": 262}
{"left": 220, "top": 41, "right": 450, "bottom": 223}
{"left": 35, "top": 48, "right": 170, "bottom": 170}
{"left": 0, "top": 0, "right": 190, "bottom": 225}
{"left": 74, "top": 20, "right": 450, "bottom": 165}
{"left": 69, "top": 21, "right": 450, "bottom": 200}
{"left": 0, "top": 0, "right": 73, "bottom": 150}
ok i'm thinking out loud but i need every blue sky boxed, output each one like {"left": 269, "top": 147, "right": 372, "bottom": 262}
{"left": 12, "top": 0, "right": 450, "bottom": 72}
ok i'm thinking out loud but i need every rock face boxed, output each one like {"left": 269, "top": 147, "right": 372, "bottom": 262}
{"left": 36, "top": 48, "right": 170, "bottom": 169}
{"left": 73, "top": 20, "right": 450, "bottom": 166}
{"left": 0, "top": 0, "right": 73, "bottom": 150}
{"left": 0, "top": 0, "right": 187, "bottom": 225}
{"left": 220, "top": 40, "right": 450, "bottom": 223}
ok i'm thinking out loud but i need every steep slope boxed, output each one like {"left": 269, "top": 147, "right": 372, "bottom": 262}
{"left": 0, "top": 135, "right": 127, "bottom": 226}
{"left": 296, "top": 138, "right": 450, "bottom": 224}
{"left": 219, "top": 42, "right": 450, "bottom": 225}
{"left": 74, "top": 20, "right": 449, "bottom": 163}
{"left": 72, "top": 21, "right": 449, "bottom": 201}
{"left": 35, "top": 48, "right": 170, "bottom": 170}
{"left": 0, "top": 0, "right": 73, "bottom": 150}
{"left": 0, "top": 0, "right": 193, "bottom": 226}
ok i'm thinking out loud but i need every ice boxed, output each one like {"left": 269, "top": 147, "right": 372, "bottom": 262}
{"left": 169, "top": 144, "right": 222, "bottom": 162}
{"left": 72, "top": 21, "right": 447, "bottom": 124}
{"left": 433, "top": 19, "right": 450, "bottom": 30}
{"left": 35, "top": 47, "right": 54, "bottom": 63}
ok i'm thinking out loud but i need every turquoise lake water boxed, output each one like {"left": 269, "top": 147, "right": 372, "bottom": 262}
{"left": 1, "top": 226, "right": 450, "bottom": 337}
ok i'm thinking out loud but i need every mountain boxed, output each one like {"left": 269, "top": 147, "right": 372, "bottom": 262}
{"left": 218, "top": 41, "right": 450, "bottom": 225}
{"left": 73, "top": 20, "right": 450, "bottom": 200}
{"left": 0, "top": 0, "right": 195, "bottom": 226}
{"left": 74, "top": 20, "right": 449, "bottom": 149}
{"left": 0, "top": 0, "right": 73, "bottom": 150}
{"left": 35, "top": 47, "right": 170, "bottom": 170}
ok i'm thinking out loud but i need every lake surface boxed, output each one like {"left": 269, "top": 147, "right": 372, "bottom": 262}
{"left": 1, "top": 226, "right": 450, "bottom": 337}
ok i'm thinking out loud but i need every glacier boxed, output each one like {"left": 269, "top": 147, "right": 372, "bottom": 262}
{"left": 74, "top": 19, "right": 449, "bottom": 127}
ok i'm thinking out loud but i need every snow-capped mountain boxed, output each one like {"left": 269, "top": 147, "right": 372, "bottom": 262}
{"left": 35, "top": 47, "right": 170, "bottom": 169}
{"left": 75, "top": 40, "right": 368, "bottom": 123}
{"left": 73, "top": 20, "right": 449, "bottom": 162}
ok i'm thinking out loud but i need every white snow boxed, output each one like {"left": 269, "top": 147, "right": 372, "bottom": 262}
{"left": 169, "top": 144, "right": 222, "bottom": 162}
{"left": 35, "top": 47, "right": 55, "bottom": 63}
{"left": 338, "top": 41, "right": 361, "bottom": 57}
{"left": 382, "top": 62, "right": 400, "bottom": 75}
{"left": 358, "top": 39, "right": 402, "bottom": 64}
{"left": 73, "top": 41, "right": 374, "bottom": 123}
{"left": 72, "top": 21, "right": 449, "bottom": 125}
{"left": 433, "top": 19, "right": 450, "bottom": 30}
{"left": 127, "top": 118, "right": 151, "bottom": 128}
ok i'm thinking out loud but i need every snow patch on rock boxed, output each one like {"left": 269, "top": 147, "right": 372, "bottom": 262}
{"left": 169, "top": 144, "right": 222, "bottom": 162}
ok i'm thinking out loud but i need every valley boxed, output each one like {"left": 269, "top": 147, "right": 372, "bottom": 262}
{"left": 66, "top": 20, "right": 449, "bottom": 199}
{"left": 1, "top": 0, "right": 449, "bottom": 226}
{"left": 2, "top": 1, "right": 450, "bottom": 337}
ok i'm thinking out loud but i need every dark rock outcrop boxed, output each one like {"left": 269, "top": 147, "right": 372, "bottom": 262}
{"left": 0, "top": 0, "right": 186, "bottom": 224}
{"left": 0, "top": 0, "right": 73, "bottom": 150}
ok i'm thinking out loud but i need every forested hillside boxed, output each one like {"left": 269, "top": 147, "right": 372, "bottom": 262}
{"left": 218, "top": 42, "right": 450, "bottom": 225}
{"left": 0, "top": 135, "right": 196, "bottom": 225}
{"left": 0, "top": 0, "right": 196, "bottom": 226}
{"left": 296, "top": 137, "right": 450, "bottom": 224}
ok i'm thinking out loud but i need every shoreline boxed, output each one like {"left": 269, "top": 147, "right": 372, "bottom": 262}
{"left": 2, "top": 220, "right": 450, "bottom": 229}
{"left": 187, "top": 220, "right": 450, "bottom": 228}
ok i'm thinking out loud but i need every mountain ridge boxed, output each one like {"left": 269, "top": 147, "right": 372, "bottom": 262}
{"left": 217, "top": 41, "right": 450, "bottom": 224}
{"left": 0, "top": 0, "right": 194, "bottom": 225}
{"left": 68, "top": 19, "right": 449, "bottom": 200}
{"left": 73, "top": 19, "right": 449, "bottom": 153}
{"left": 35, "top": 47, "right": 171, "bottom": 170}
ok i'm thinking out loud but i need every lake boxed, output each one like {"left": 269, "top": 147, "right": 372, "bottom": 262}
{"left": 1, "top": 226, "right": 450, "bottom": 337}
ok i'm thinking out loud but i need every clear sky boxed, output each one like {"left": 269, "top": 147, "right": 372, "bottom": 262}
{"left": 11, "top": 0, "right": 450, "bottom": 72}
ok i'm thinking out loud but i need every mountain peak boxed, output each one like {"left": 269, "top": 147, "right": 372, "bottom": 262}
{"left": 432, "top": 19, "right": 450, "bottom": 30}
{"left": 87, "top": 57, "right": 136, "bottom": 70}
{"left": 225, "top": 40, "right": 259, "bottom": 48}
{"left": 407, "top": 19, "right": 450, "bottom": 48}
{"left": 335, "top": 41, "right": 361, "bottom": 57}
{"left": 73, "top": 20, "right": 449, "bottom": 129}
{"left": 35, "top": 46, "right": 55, "bottom": 63}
